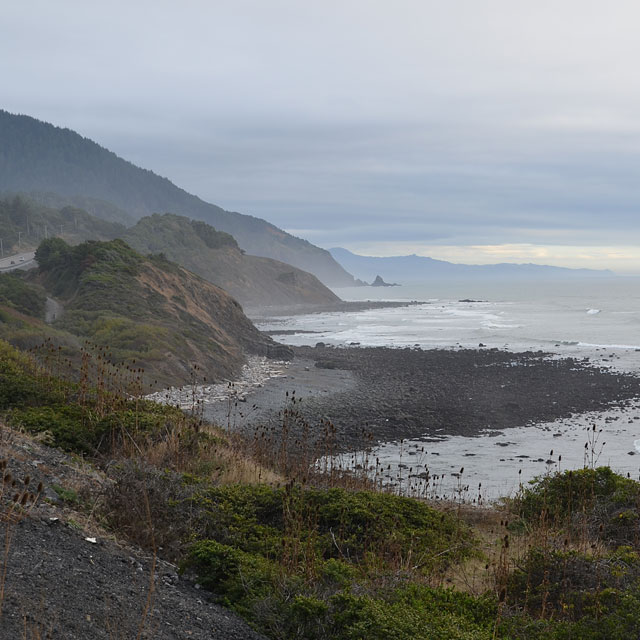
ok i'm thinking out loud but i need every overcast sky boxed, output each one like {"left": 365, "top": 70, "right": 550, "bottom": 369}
{"left": 3, "top": 0, "right": 640, "bottom": 272}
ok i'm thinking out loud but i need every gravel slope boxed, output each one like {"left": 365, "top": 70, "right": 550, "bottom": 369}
{"left": 0, "top": 428, "right": 266, "bottom": 640}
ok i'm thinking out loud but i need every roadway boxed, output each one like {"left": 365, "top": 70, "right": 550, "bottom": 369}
{"left": 0, "top": 251, "right": 36, "bottom": 272}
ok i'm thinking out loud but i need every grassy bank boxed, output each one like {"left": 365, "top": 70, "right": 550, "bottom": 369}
{"left": 2, "top": 338, "right": 640, "bottom": 639}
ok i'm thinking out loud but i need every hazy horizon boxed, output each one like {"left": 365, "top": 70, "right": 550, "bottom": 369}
{"left": 3, "top": 1, "right": 640, "bottom": 273}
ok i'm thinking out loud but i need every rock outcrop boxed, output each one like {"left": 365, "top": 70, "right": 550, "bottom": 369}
{"left": 370, "top": 275, "right": 400, "bottom": 287}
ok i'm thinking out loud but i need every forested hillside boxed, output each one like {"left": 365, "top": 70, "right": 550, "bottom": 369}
{"left": 0, "top": 110, "right": 356, "bottom": 286}
{"left": 0, "top": 195, "right": 124, "bottom": 253}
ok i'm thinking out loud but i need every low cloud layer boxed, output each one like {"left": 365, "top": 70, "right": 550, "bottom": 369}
{"left": 3, "top": 1, "right": 640, "bottom": 272}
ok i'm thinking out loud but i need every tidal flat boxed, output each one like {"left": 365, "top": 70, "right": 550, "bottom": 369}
{"left": 202, "top": 344, "right": 640, "bottom": 500}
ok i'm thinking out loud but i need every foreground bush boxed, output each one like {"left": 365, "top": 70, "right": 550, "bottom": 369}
{"left": 0, "top": 338, "right": 190, "bottom": 455}
{"left": 512, "top": 467, "right": 640, "bottom": 545}
{"left": 188, "top": 483, "right": 475, "bottom": 572}
{"left": 182, "top": 483, "right": 479, "bottom": 638}
{"left": 508, "top": 546, "right": 640, "bottom": 617}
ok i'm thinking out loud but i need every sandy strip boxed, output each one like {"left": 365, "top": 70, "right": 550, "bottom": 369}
{"left": 145, "top": 356, "right": 291, "bottom": 410}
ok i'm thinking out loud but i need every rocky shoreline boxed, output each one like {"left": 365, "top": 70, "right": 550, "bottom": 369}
{"left": 203, "top": 345, "right": 640, "bottom": 454}
{"left": 145, "top": 356, "right": 291, "bottom": 410}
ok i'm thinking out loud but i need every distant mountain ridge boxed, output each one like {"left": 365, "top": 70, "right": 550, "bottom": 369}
{"left": 0, "top": 109, "right": 356, "bottom": 286}
{"left": 330, "top": 247, "right": 615, "bottom": 283}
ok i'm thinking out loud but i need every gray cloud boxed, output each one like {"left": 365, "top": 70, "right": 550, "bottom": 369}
{"left": 3, "top": 1, "right": 640, "bottom": 268}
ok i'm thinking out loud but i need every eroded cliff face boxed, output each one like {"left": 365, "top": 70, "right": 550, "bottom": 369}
{"left": 123, "top": 214, "right": 341, "bottom": 308}
{"left": 133, "top": 259, "right": 293, "bottom": 383}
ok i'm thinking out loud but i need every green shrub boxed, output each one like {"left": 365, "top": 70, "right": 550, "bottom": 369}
{"left": 185, "top": 539, "right": 275, "bottom": 610}
{"left": 51, "top": 483, "right": 80, "bottom": 504}
{"left": 182, "top": 484, "right": 482, "bottom": 639}
{"left": 508, "top": 546, "right": 640, "bottom": 621}
{"left": 190, "top": 484, "right": 475, "bottom": 574}
{"left": 0, "top": 338, "right": 185, "bottom": 455}
{"left": 0, "top": 339, "right": 64, "bottom": 408}
{"left": 321, "top": 558, "right": 356, "bottom": 588}
{"left": 500, "top": 588, "right": 640, "bottom": 640}
{"left": 512, "top": 467, "right": 640, "bottom": 545}
{"left": 11, "top": 404, "right": 111, "bottom": 454}
{"left": 0, "top": 273, "right": 46, "bottom": 318}
{"left": 328, "top": 586, "right": 495, "bottom": 640}
{"left": 184, "top": 537, "right": 496, "bottom": 640}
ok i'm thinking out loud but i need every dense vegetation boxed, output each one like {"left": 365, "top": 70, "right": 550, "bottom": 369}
{"left": 514, "top": 465, "right": 640, "bottom": 544}
{"left": 0, "top": 339, "right": 168, "bottom": 453}
{"left": 4, "top": 336, "right": 640, "bottom": 638}
{"left": 0, "top": 237, "right": 282, "bottom": 386}
{"left": 0, "top": 265, "right": 79, "bottom": 354}
{"left": 0, "top": 195, "right": 124, "bottom": 253}
{"left": 123, "top": 213, "right": 237, "bottom": 254}
{"left": 0, "top": 272, "right": 45, "bottom": 317}
{"left": 182, "top": 484, "right": 481, "bottom": 639}
{"left": 30, "top": 237, "right": 281, "bottom": 384}
{"left": 35, "top": 237, "right": 143, "bottom": 302}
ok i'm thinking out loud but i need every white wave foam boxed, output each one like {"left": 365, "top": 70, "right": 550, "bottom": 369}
{"left": 483, "top": 323, "right": 523, "bottom": 329}
{"left": 586, "top": 309, "right": 601, "bottom": 315}
{"left": 577, "top": 342, "right": 640, "bottom": 350}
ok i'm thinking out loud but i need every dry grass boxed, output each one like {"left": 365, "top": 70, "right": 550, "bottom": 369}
{"left": 20, "top": 606, "right": 54, "bottom": 640}
{"left": 133, "top": 420, "right": 283, "bottom": 486}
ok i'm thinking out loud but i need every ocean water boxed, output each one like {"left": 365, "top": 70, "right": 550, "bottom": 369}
{"left": 260, "top": 278, "right": 640, "bottom": 368}
{"left": 256, "top": 277, "right": 640, "bottom": 500}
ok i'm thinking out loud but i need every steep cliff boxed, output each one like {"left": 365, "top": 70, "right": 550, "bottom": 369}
{"left": 123, "top": 214, "right": 340, "bottom": 309}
